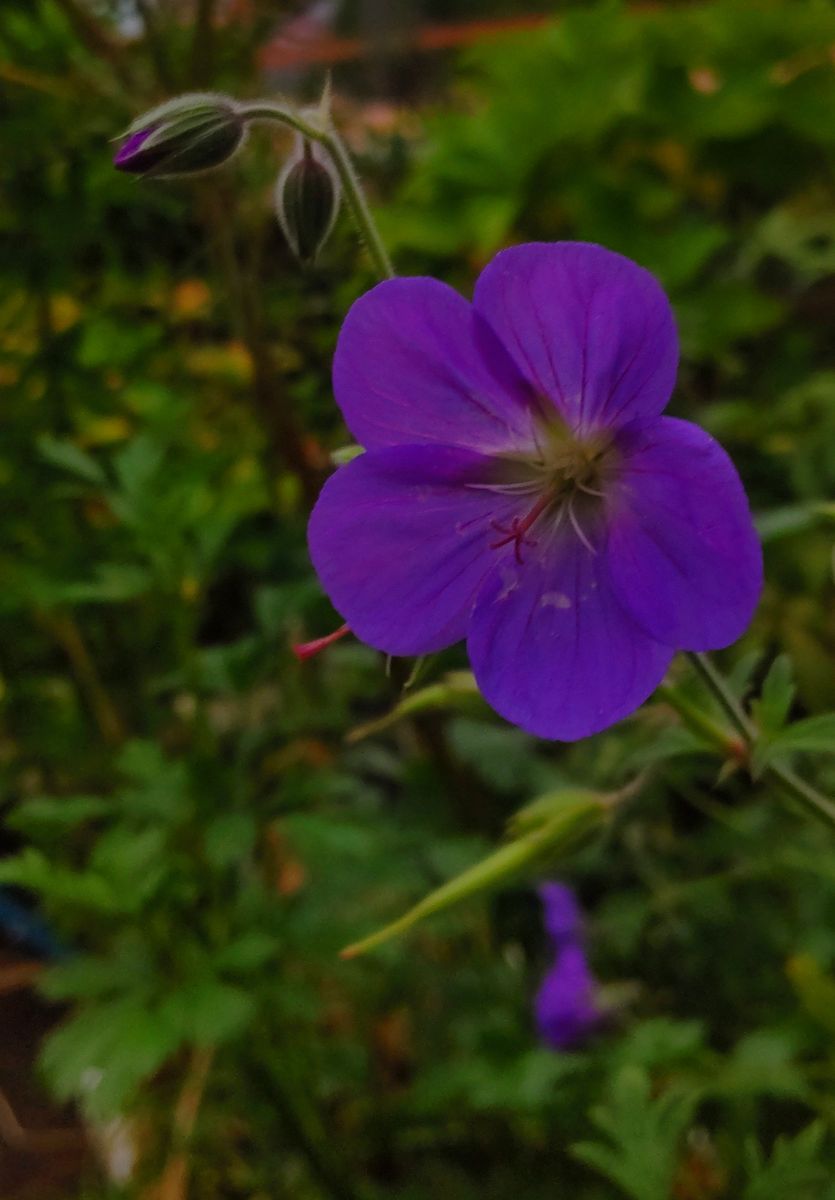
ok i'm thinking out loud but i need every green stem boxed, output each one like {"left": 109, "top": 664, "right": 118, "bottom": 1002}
{"left": 685, "top": 651, "right": 835, "bottom": 831}
{"left": 655, "top": 681, "right": 741, "bottom": 757}
{"left": 239, "top": 101, "right": 396, "bottom": 282}
{"left": 685, "top": 650, "right": 755, "bottom": 741}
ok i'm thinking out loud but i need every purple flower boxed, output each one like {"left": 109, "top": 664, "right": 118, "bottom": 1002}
{"left": 308, "top": 242, "right": 762, "bottom": 740}
{"left": 535, "top": 883, "right": 600, "bottom": 1049}
{"left": 114, "top": 94, "right": 245, "bottom": 178}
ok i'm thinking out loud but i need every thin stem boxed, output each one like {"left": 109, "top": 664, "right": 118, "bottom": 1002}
{"left": 685, "top": 651, "right": 835, "bottom": 831}
{"left": 150, "top": 1045, "right": 215, "bottom": 1200}
{"left": 320, "top": 127, "right": 396, "bottom": 280}
{"left": 37, "top": 610, "right": 126, "bottom": 746}
{"left": 685, "top": 650, "right": 755, "bottom": 741}
{"left": 239, "top": 102, "right": 395, "bottom": 281}
{"left": 655, "top": 681, "right": 743, "bottom": 758}
{"left": 766, "top": 760, "right": 835, "bottom": 830}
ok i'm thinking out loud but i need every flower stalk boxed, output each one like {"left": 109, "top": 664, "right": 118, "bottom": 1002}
{"left": 238, "top": 101, "right": 395, "bottom": 281}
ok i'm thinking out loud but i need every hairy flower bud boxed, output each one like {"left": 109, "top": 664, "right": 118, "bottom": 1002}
{"left": 114, "top": 93, "right": 246, "bottom": 178}
{"left": 275, "top": 138, "right": 341, "bottom": 264}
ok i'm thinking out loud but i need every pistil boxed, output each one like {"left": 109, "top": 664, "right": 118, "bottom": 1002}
{"left": 490, "top": 489, "right": 558, "bottom": 564}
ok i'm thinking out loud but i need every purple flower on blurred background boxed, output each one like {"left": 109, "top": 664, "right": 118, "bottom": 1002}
{"left": 535, "top": 882, "right": 600, "bottom": 1050}
{"left": 308, "top": 242, "right": 762, "bottom": 740}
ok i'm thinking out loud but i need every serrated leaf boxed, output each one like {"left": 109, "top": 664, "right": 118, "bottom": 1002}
{"left": 572, "top": 1066, "right": 697, "bottom": 1200}
{"left": 756, "top": 713, "right": 835, "bottom": 772}
{"left": 0, "top": 849, "right": 116, "bottom": 911}
{"left": 41, "top": 998, "right": 181, "bottom": 1120}
{"left": 744, "top": 1122, "right": 832, "bottom": 1199}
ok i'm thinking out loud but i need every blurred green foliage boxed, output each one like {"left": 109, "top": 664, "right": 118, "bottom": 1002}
{"left": 3, "top": 0, "right": 835, "bottom": 1196}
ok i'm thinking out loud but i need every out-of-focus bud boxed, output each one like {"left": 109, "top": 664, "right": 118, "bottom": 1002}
{"left": 275, "top": 137, "right": 341, "bottom": 264}
{"left": 114, "top": 93, "right": 246, "bottom": 178}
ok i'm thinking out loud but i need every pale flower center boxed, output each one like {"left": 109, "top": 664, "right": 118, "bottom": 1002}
{"left": 485, "top": 418, "right": 617, "bottom": 564}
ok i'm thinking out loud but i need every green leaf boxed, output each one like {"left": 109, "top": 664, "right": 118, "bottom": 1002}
{"left": 756, "top": 713, "right": 835, "bottom": 771}
{"left": 49, "top": 563, "right": 152, "bottom": 605}
{"left": 756, "top": 502, "right": 835, "bottom": 543}
{"left": 203, "top": 812, "right": 257, "bottom": 869}
{"left": 37, "top": 435, "right": 106, "bottom": 485}
{"left": 7, "top": 795, "right": 110, "bottom": 836}
{"left": 787, "top": 954, "right": 835, "bottom": 1037}
{"left": 41, "top": 998, "right": 181, "bottom": 1120}
{"left": 753, "top": 656, "right": 795, "bottom": 738}
{"left": 158, "top": 980, "right": 255, "bottom": 1046}
{"left": 0, "top": 849, "right": 116, "bottom": 912}
{"left": 744, "top": 1123, "right": 833, "bottom": 1199}
{"left": 91, "top": 826, "right": 169, "bottom": 909}
{"left": 215, "top": 932, "right": 278, "bottom": 974}
{"left": 41, "top": 942, "right": 153, "bottom": 1002}
{"left": 710, "top": 1029, "right": 808, "bottom": 1103}
{"left": 572, "top": 1066, "right": 697, "bottom": 1200}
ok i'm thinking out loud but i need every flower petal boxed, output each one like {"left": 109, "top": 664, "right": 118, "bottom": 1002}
{"left": 467, "top": 528, "right": 672, "bottom": 741}
{"left": 473, "top": 242, "right": 678, "bottom": 434}
{"left": 535, "top": 942, "right": 600, "bottom": 1050}
{"left": 308, "top": 444, "right": 520, "bottom": 656}
{"left": 606, "top": 417, "right": 763, "bottom": 651}
{"left": 333, "top": 277, "right": 535, "bottom": 452}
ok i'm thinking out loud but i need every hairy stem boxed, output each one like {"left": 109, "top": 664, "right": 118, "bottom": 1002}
{"left": 239, "top": 102, "right": 395, "bottom": 281}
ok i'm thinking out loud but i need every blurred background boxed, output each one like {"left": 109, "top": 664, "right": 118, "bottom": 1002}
{"left": 3, "top": 0, "right": 835, "bottom": 1196}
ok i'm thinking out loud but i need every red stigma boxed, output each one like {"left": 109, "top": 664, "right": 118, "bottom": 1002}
{"left": 292, "top": 622, "right": 351, "bottom": 661}
{"left": 490, "top": 492, "right": 554, "bottom": 564}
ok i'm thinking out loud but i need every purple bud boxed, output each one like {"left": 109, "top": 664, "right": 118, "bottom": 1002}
{"left": 275, "top": 137, "right": 341, "bottom": 264}
{"left": 114, "top": 93, "right": 245, "bottom": 178}
{"left": 539, "top": 881, "right": 583, "bottom": 944}
{"left": 114, "top": 128, "right": 155, "bottom": 168}
{"left": 535, "top": 882, "right": 602, "bottom": 1050}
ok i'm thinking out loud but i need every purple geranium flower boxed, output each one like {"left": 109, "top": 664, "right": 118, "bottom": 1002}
{"left": 535, "top": 882, "right": 600, "bottom": 1050}
{"left": 308, "top": 242, "right": 762, "bottom": 740}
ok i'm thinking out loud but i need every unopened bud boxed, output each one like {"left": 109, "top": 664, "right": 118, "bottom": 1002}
{"left": 275, "top": 138, "right": 340, "bottom": 264}
{"left": 114, "top": 93, "right": 245, "bottom": 178}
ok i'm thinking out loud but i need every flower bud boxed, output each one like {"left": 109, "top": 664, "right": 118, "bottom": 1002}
{"left": 114, "top": 93, "right": 246, "bottom": 178}
{"left": 275, "top": 138, "right": 341, "bottom": 264}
